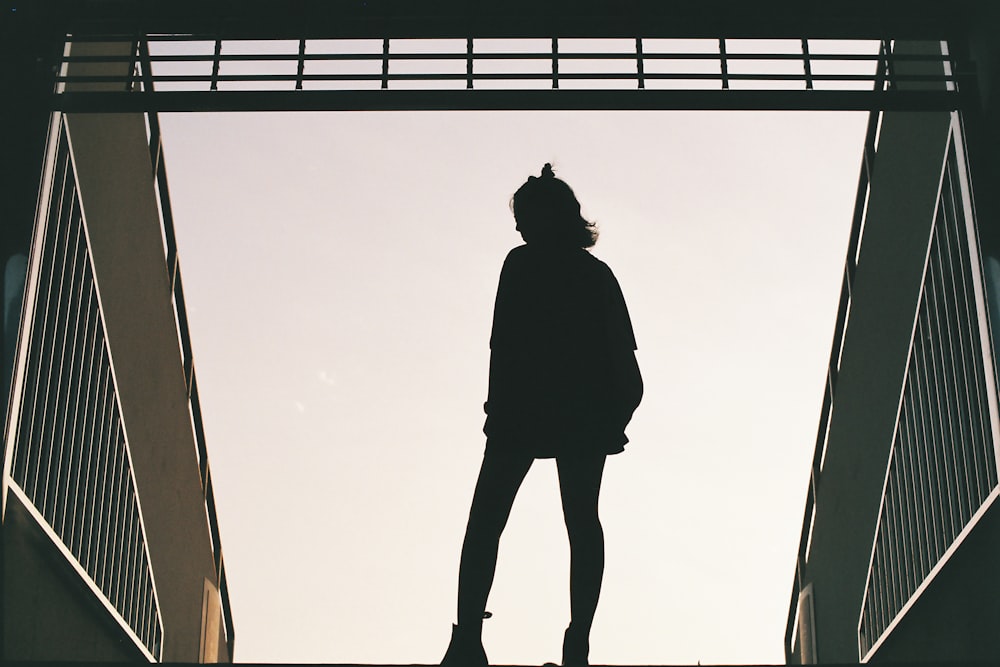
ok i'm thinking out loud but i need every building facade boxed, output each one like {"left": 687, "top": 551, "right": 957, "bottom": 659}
{"left": 786, "top": 36, "right": 1000, "bottom": 664}
{"left": 2, "top": 38, "right": 234, "bottom": 662}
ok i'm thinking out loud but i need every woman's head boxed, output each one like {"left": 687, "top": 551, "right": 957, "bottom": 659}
{"left": 510, "top": 164, "right": 598, "bottom": 248}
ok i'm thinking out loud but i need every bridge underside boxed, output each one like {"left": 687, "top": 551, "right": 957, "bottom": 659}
{"left": 9, "top": 0, "right": 992, "bottom": 40}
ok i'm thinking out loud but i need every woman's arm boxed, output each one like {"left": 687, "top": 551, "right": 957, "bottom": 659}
{"left": 604, "top": 266, "right": 642, "bottom": 427}
{"left": 484, "top": 250, "right": 525, "bottom": 428}
{"left": 612, "top": 347, "right": 643, "bottom": 427}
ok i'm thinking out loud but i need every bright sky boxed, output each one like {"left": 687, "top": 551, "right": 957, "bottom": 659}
{"left": 159, "top": 109, "right": 867, "bottom": 665}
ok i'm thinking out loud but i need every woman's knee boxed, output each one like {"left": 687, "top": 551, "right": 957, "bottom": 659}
{"left": 465, "top": 503, "right": 510, "bottom": 542}
{"left": 564, "top": 511, "right": 603, "bottom": 545}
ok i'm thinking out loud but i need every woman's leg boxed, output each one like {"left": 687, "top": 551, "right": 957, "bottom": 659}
{"left": 555, "top": 454, "right": 607, "bottom": 639}
{"left": 456, "top": 448, "right": 534, "bottom": 625}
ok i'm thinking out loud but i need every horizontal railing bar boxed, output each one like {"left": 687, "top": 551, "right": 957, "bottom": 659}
{"left": 60, "top": 51, "right": 948, "bottom": 63}
{"left": 57, "top": 72, "right": 958, "bottom": 84}
{"left": 52, "top": 88, "right": 967, "bottom": 113}
{"left": 62, "top": 32, "right": 961, "bottom": 53}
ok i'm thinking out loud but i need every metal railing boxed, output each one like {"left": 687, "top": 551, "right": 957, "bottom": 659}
{"left": 136, "top": 39, "right": 236, "bottom": 660}
{"left": 783, "top": 40, "right": 889, "bottom": 663}
{"left": 8, "top": 117, "right": 164, "bottom": 661}
{"left": 858, "top": 134, "right": 1000, "bottom": 659}
{"left": 47, "top": 36, "right": 970, "bottom": 112}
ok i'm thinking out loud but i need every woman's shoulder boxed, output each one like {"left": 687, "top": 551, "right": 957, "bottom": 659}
{"left": 578, "top": 249, "right": 617, "bottom": 279}
{"left": 500, "top": 245, "right": 534, "bottom": 278}
{"left": 503, "top": 244, "right": 613, "bottom": 279}
{"left": 504, "top": 244, "right": 531, "bottom": 261}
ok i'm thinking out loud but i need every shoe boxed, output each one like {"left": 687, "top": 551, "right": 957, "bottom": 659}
{"left": 562, "top": 624, "right": 589, "bottom": 667}
{"left": 440, "top": 623, "right": 488, "bottom": 667}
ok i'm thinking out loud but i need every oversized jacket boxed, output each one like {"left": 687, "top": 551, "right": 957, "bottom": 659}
{"left": 483, "top": 243, "right": 643, "bottom": 458}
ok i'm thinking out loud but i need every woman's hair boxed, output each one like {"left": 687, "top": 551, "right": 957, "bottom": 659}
{"left": 510, "top": 163, "right": 598, "bottom": 248}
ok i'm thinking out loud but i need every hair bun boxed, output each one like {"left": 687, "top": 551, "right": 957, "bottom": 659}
{"left": 540, "top": 163, "right": 555, "bottom": 179}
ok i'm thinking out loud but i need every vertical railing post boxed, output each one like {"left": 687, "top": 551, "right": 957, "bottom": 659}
{"left": 126, "top": 37, "right": 140, "bottom": 92}
{"left": 636, "top": 38, "right": 645, "bottom": 89}
{"left": 552, "top": 37, "right": 559, "bottom": 89}
{"left": 801, "top": 38, "right": 814, "bottom": 90}
{"left": 719, "top": 38, "right": 729, "bottom": 89}
{"left": 880, "top": 39, "right": 893, "bottom": 91}
{"left": 466, "top": 37, "right": 474, "bottom": 89}
{"left": 381, "top": 38, "right": 390, "bottom": 89}
{"left": 295, "top": 38, "right": 306, "bottom": 91}
{"left": 210, "top": 38, "right": 222, "bottom": 91}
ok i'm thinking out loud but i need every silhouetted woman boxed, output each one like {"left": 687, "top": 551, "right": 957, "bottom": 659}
{"left": 441, "top": 164, "right": 643, "bottom": 667}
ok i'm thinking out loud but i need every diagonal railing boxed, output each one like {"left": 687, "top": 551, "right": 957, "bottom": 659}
{"left": 7, "top": 115, "right": 164, "bottom": 661}
{"left": 857, "top": 126, "right": 1000, "bottom": 661}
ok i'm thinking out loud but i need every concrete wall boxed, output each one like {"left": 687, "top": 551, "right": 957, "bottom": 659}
{"left": 3, "top": 494, "right": 144, "bottom": 661}
{"left": 800, "top": 42, "right": 954, "bottom": 663}
{"left": 870, "top": 494, "right": 1000, "bottom": 662}
{"left": 65, "top": 105, "right": 222, "bottom": 661}
{"left": 805, "top": 109, "right": 952, "bottom": 664}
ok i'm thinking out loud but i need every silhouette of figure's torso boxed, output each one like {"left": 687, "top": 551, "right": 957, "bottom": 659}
{"left": 484, "top": 244, "right": 639, "bottom": 458}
